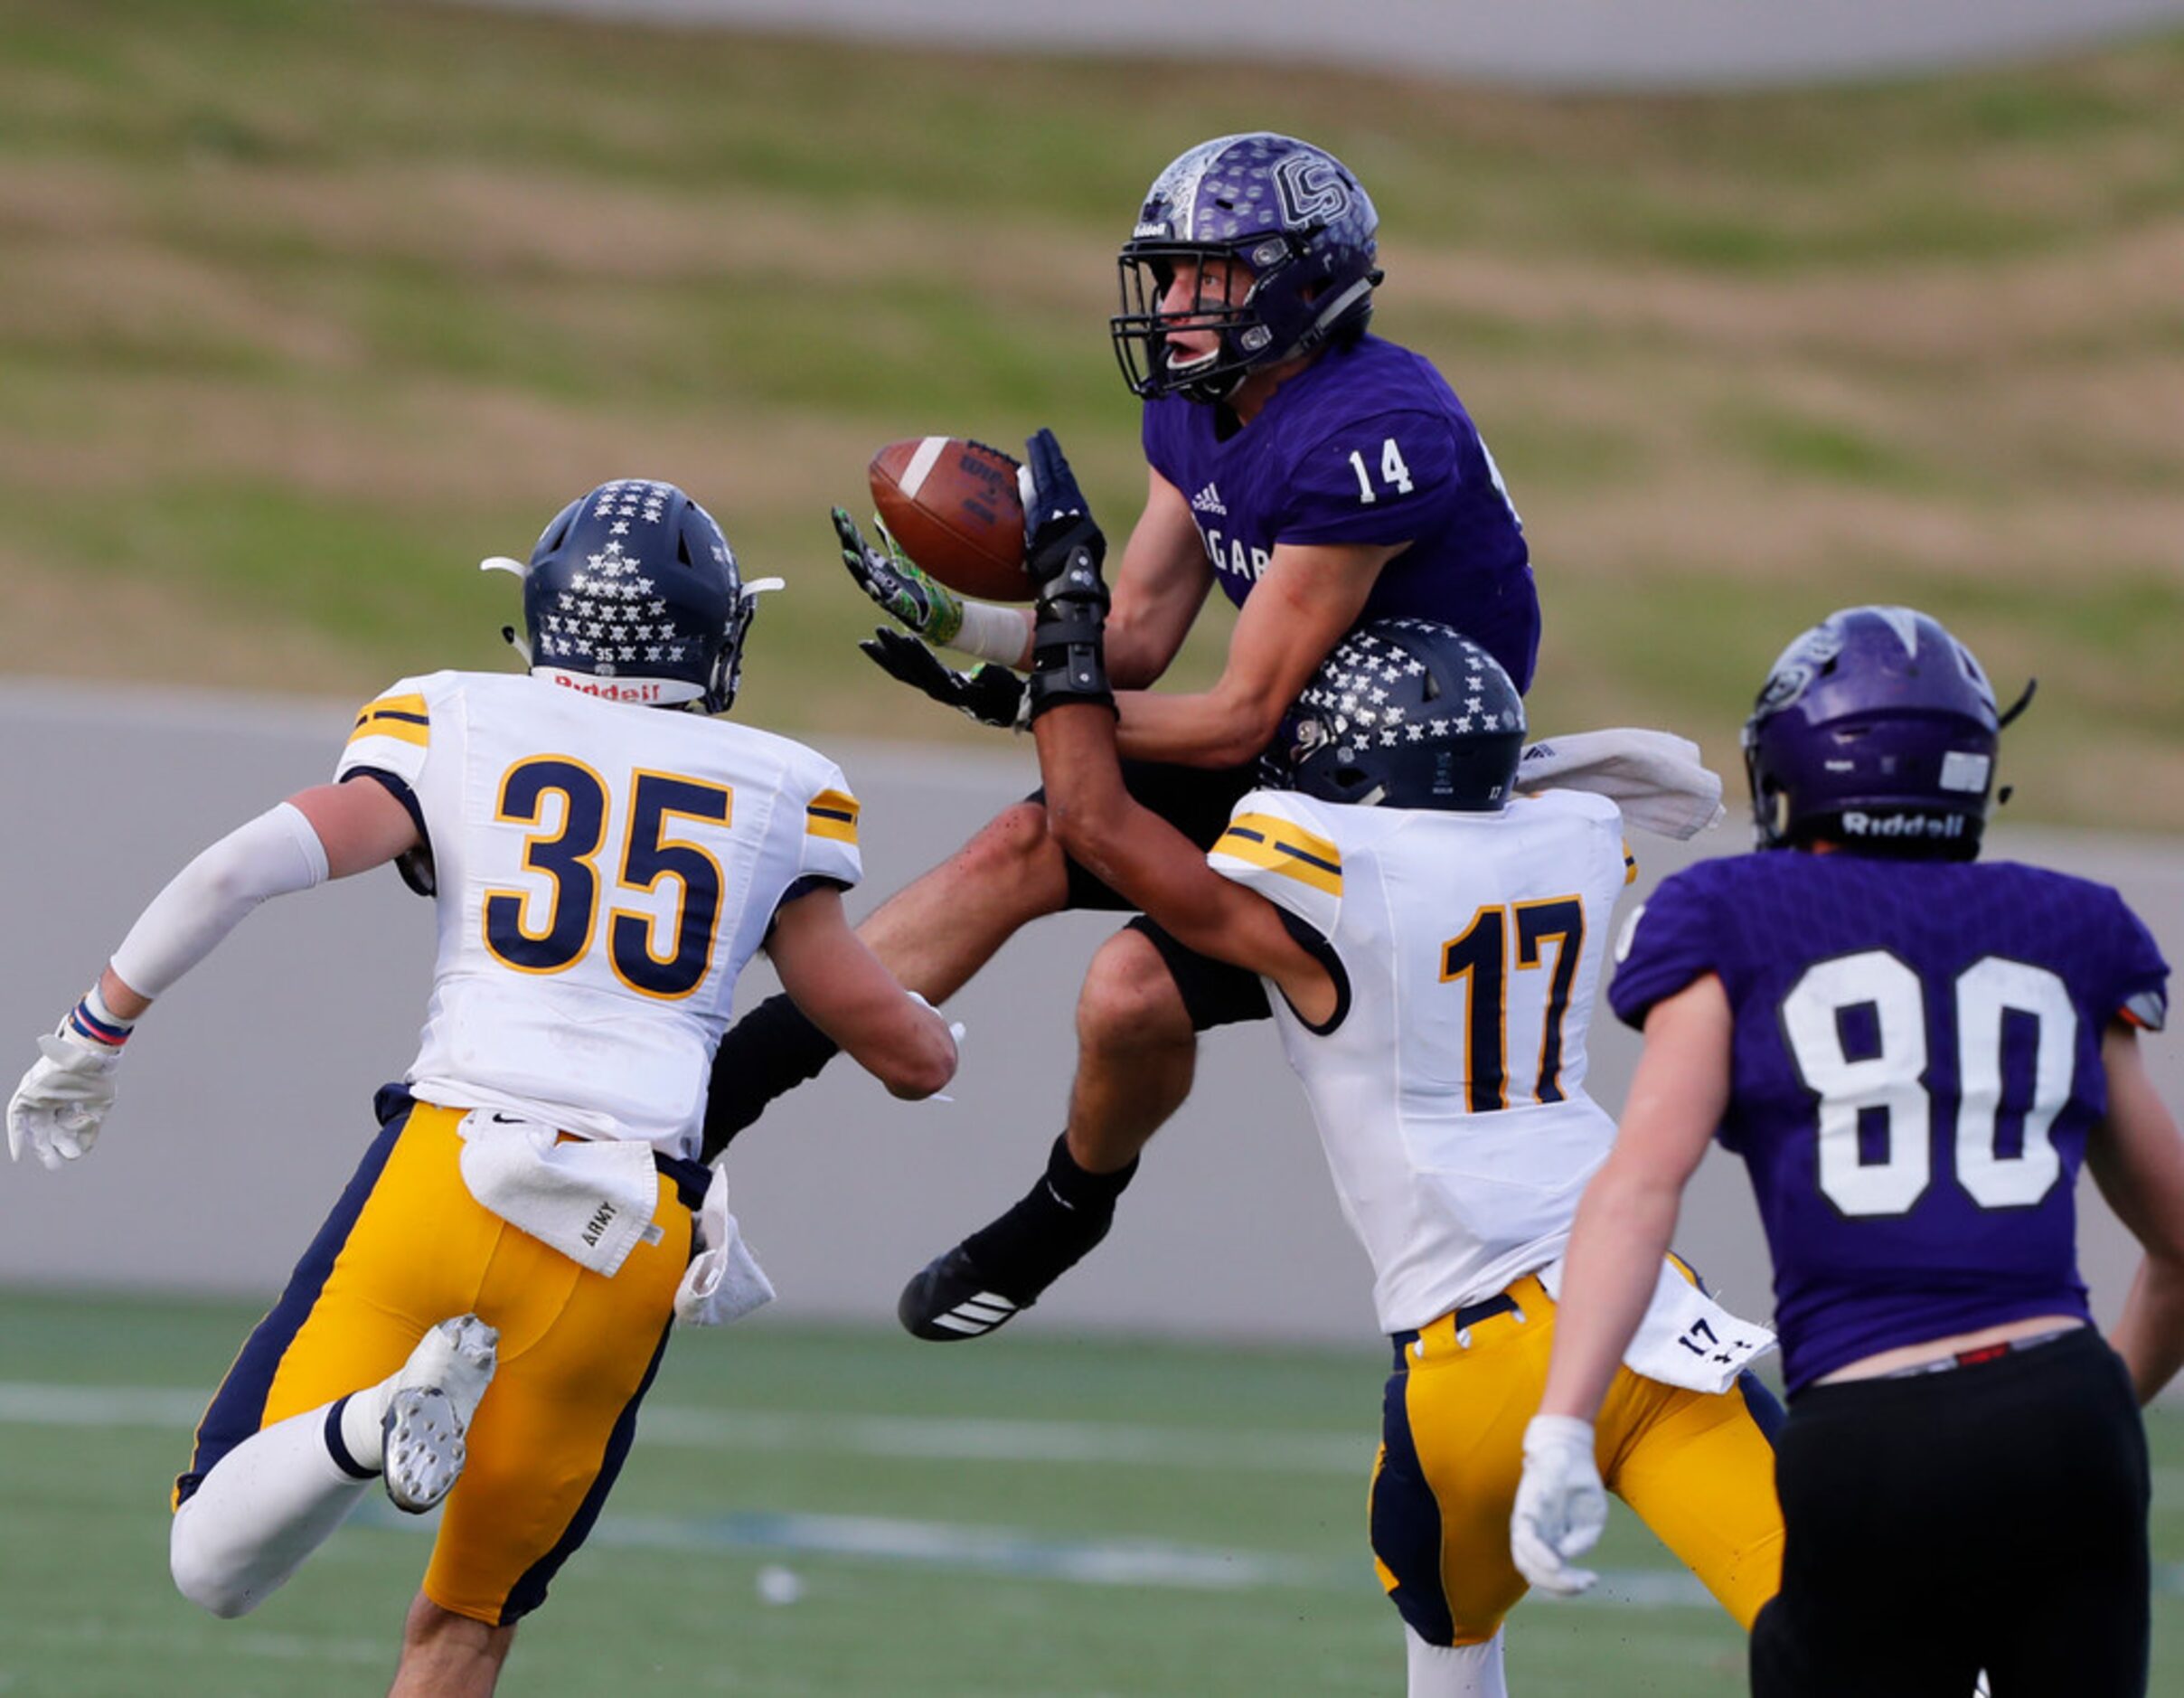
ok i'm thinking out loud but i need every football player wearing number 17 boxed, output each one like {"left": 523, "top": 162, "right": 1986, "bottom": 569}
{"left": 1515, "top": 608, "right": 2184, "bottom": 1696}
{"left": 1009, "top": 431, "right": 1784, "bottom": 1697}
{"left": 5, "top": 480, "right": 956, "bottom": 1698}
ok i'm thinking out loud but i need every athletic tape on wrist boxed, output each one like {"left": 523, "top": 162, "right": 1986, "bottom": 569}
{"left": 67, "top": 985, "right": 135, "bottom": 1048}
{"left": 947, "top": 599, "right": 1033, "bottom": 667}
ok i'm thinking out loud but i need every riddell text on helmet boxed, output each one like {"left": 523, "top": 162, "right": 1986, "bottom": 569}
{"left": 540, "top": 670, "right": 676, "bottom": 705}
{"left": 1840, "top": 810, "right": 1966, "bottom": 839}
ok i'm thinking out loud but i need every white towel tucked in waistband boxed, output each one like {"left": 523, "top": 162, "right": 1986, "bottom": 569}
{"left": 675, "top": 1158, "right": 775, "bottom": 1326}
{"left": 457, "top": 1110, "right": 662, "bottom": 1278}
{"left": 1539, "top": 1254, "right": 1775, "bottom": 1395}
{"left": 1516, "top": 728, "right": 1726, "bottom": 841}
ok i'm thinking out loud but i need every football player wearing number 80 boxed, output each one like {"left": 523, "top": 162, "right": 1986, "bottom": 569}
{"left": 1514, "top": 606, "right": 2184, "bottom": 1696}
{"left": 4, "top": 479, "right": 956, "bottom": 1698}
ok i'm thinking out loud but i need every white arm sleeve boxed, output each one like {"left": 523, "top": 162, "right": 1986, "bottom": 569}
{"left": 108, "top": 802, "right": 331, "bottom": 998}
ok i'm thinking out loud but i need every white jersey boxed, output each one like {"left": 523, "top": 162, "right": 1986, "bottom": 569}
{"left": 334, "top": 671, "right": 861, "bottom": 1157}
{"left": 1210, "top": 788, "right": 1633, "bottom": 1334}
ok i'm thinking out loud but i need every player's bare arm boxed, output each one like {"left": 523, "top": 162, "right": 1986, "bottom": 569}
{"left": 1538, "top": 973, "right": 1731, "bottom": 1426}
{"left": 1101, "top": 467, "right": 1217, "bottom": 689}
{"left": 1035, "top": 703, "right": 1334, "bottom": 1026}
{"left": 763, "top": 886, "right": 958, "bottom": 1100}
{"left": 2085, "top": 1020, "right": 2184, "bottom": 1403}
{"left": 1113, "top": 536, "right": 1402, "bottom": 769}
{"left": 1509, "top": 974, "right": 1729, "bottom": 1599}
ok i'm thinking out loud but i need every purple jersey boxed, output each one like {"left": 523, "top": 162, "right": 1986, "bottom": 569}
{"left": 1610, "top": 852, "right": 2170, "bottom": 1393}
{"left": 1142, "top": 334, "right": 1539, "bottom": 691}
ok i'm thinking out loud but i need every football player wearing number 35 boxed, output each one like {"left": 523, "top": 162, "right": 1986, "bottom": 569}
{"left": 707, "top": 133, "right": 1543, "bottom": 1344}
{"left": 5, "top": 480, "right": 955, "bottom": 1698}
{"left": 1515, "top": 607, "right": 2184, "bottom": 1697}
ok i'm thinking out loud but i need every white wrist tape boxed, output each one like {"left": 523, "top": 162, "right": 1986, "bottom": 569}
{"left": 109, "top": 802, "right": 330, "bottom": 998}
{"left": 946, "top": 599, "right": 1032, "bottom": 668}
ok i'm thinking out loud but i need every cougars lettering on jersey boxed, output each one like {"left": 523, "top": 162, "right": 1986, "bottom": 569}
{"left": 336, "top": 673, "right": 861, "bottom": 1156}
{"left": 1209, "top": 788, "right": 1630, "bottom": 1332}
{"left": 1610, "top": 854, "right": 2170, "bottom": 1392}
{"left": 1143, "top": 334, "right": 1539, "bottom": 691}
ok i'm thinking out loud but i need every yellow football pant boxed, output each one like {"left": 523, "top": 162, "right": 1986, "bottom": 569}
{"left": 1370, "top": 1271, "right": 1784, "bottom": 1646}
{"left": 177, "top": 1099, "right": 695, "bottom": 1625}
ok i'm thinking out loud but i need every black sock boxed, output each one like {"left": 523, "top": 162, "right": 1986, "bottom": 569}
{"left": 699, "top": 995, "right": 841, "bottom": 1159}
{"left": 1042, "top": 1132, "right": 1139, "bottom": 1209}
{"left": 957, "top": 1135, "right": 1139, "bottom": 1299}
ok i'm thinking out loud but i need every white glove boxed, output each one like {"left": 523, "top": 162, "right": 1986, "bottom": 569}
{"left": 904, "top": 990, "right": 967, "bottom": 1047}
{"left": 7, "top": 1030, "right": 124, "bottom": 1170}
{"left": 904, "top": 991, "right": 966, "bottom": 1103}
{"left": 1511, "top": 1415, "right": 1607, "bottom": 1597}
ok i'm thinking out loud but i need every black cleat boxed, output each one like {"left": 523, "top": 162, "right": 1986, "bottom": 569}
{"left": 899, "top": 1136, "right": 1136, "bottom": 1343}
{"left": 898, "top": 1167, "right": 1122, "bottom": 1342}
{"left": 898, "top": 1244, "right": 1031, "bottom": 1342}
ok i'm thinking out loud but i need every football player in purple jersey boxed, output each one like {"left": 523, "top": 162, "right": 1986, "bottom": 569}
{"left": 704, "top": 134, "right": 1541, "bottom": 1340}
{"left": 1512, "top": 607, "right": 2184, "bottom": 1695}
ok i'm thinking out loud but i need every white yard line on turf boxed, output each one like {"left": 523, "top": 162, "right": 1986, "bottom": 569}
{"left": 10, "top": 1382, "right": 2180, "bottom": 1606}
{"left": 0, "top": 1382, "right": 1366, "bottom": 1471}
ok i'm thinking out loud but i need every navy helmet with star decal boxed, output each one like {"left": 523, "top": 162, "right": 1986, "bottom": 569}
{"left": 485, "top": 478, "right": 760, "bottom": 713}
{"left": 1264, "top": 618, "right": 1526, "bottom": 811}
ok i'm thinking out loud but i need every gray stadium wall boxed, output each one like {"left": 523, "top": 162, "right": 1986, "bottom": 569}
{"left": 3, "top": 684, "right": 2180, "bottom": 1401}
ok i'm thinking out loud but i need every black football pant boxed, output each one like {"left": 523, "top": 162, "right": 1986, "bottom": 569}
{"left": 1751, "top": 1326, "right": 2149, "bottom": 1698}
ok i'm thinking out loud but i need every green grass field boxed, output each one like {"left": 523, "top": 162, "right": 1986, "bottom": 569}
{"left": 0, "top": 1288, "right": 2178, "bottom": 1696}
{"left": 6, "top": 3, "right": 2184, "bottom": 825}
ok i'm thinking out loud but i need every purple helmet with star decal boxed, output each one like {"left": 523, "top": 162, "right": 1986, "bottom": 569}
{"left": 506, "top": 478, "right": 758, "bottom": 714}
{"left": 1744, "top": 605, "right": 2008, "bottom": 860}
{"left": 1112, "top": 133, "right": 1382, "bottom": 405}
{"left": 1266, "top": 618, "right": 1527, "bottom": 812}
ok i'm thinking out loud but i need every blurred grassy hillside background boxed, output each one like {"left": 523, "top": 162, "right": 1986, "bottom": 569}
{"left": 6, "top": 0, "right": 2183, "bottom": 828}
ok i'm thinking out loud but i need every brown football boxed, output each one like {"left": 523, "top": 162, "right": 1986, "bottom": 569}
{"left": 867, "top": 436, "right": 1033, "bottom": 602}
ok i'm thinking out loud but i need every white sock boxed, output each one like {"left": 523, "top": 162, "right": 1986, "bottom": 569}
{"left": 1406, "top": 1625, "right": 1508, "bottom": 1698}
{"left": 338, "top": 1374, "right": 396, "bottom": 1472}
{"left": 170, "top": 1403, "right": 376, "bottom": 1619}
{"left": 335, "top": 1313, "right": 500, "bottom": 1472}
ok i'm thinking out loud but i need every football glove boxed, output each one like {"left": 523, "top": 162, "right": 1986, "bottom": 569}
{"left": 1021, "top": 428, "right": 1106, "bottom": 592}
{"left": 1510, "top": 1415, "right": 1606, "bottom": 1597}
{"left": 859, "top": 628, "right": 1028, "bottom": 730}
{"left": 833, "top": 507, "right": 965, "bottom": 647}
{"left": 7, "top": 1027, "right": 124, "bottom": 1171}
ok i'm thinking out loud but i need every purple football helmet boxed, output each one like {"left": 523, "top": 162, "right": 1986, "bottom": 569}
{"left": 512, "top": 479, "right": 758, "bottom": 713}
{"left": 1264, "top": 618, "right": 1526, "bottom": 812}
{"left": 1743, "top": 606, "right": 2003, "bottom": 858}
{"left": 1111, "top": 133, "right": 1382, "bottom": 405}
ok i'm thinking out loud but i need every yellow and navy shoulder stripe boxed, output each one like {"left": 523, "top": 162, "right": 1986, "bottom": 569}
{"left": 347, "top": 693, "right": 430, "bottom": 749}
{"left": 1624, "top": 838, "right": 1639, "bottom": 886}
{"left": 805, "top": 788, "right": 861, "bottom": 844}
{"left": 1213, "top": 812, "right": 1342, "bottom": 895}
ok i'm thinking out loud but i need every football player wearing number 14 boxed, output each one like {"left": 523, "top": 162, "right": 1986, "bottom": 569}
{"left": 1514, "top": 607, "right": 2184, "bottom": 1696}
{"left": 711, "top": 132, "right": 1541, "bottom": 1341}
{"left": 5, "top": 480, "right": 955, "bottom": 1698}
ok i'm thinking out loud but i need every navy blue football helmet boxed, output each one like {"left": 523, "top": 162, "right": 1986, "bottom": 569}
{"left": 1743, "top": 606, "right": 2010, "bottom": 859}
{"left": 1265, "top": 618, "right": 1526, "bottom": 811}
{"left": 488, "top": 479, "right": 758, "bottom": 713}
{"left": 1112, "top": 133, "right": 1382, "bottom": 405}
